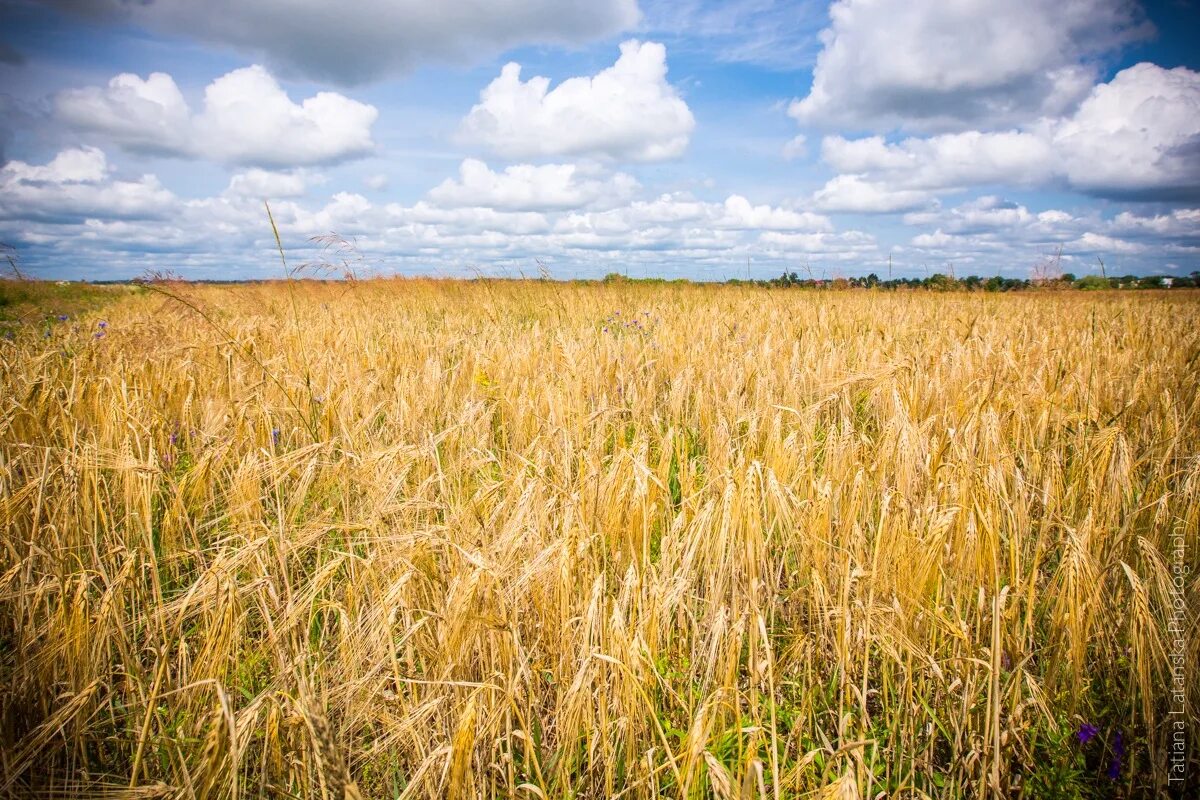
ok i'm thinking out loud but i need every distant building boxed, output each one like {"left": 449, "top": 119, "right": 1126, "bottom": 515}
{"left": 1163, "top": 277, "right": 1174, "bottom": 288}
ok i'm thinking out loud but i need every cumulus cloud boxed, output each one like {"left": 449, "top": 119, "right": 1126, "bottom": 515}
{"left": 718, "top": 195, "right": 832, "bottom": 231}
{"left": 2, "top": 146, "right": 110, "bottom": 183}
{"left": 0, "top": 147, "right": 176, "bottom": 221}
{"left": 814, "top": 64, "right": 1200, "bottom": 204}
{"left": 1, "top": 146, "right": 1187, "bottom": 281}
{"left": 225, "top": 169, "right": 313, "bottom": 199}
{"left": 790, "top": 0, "right": 1151, "bottom": 132}
{"left": 820, "top": 131, "right": 1056, "bottom": 191}
{"left": 1051, "top": 63, "right": 1200, "bottom": 199}
{"left": 459, "top": 40, "right": 695, "bottom": 162}
{"left": 55, "top": 72, "right": 191, "bottom": 155}
{"left": 757, "top": 230, "right": 877, "bottom": 260}
{"left": 904, "top": 197, "right": 1086, "bottom": 241}
{"left": 56, "top": 66, "right": 378, "bottom": 167}
{"left": 553, "top": 192, "right": 832, "bottom": 240}
{"left": 1069, "top": 232, "right": 1146, "bottom": 254}
{"left": 390, "top": 202, "right": 552, "bottom": 237}
{"left": 39, "top": 0, "right": 640, "bottom": 85}
{"left": 1110, "top": 208, "right": 1200, "bottom": 239}
{"left": 910, "top": 230, "right": 953, "bottom": 248}
{"left": 813, "top": 175, "right": 935, "bottom": 214}
{"left": 900, "top": 196, "right": 1195, "bottom": 273}
{"left": 428, "top": 159, "right": 640, "bottom": 211}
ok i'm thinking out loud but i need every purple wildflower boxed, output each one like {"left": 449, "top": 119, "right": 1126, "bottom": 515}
{"left": 271, "top": 428, "right": 281, "bottom": 445}
{"left": 98, "top": 321, "right": 107, "bottom": 329}
{"left": 93, "top": 331, "right": 105, "bottom": 339}
{"left": 1076, "top": 723, "right": 1099, "bottom": 744}
{"left": 1107, "top": 731, "right": 1125, "bottom": 780}
{"left": 57, "top": 314, "right": 68, "bottom": 322}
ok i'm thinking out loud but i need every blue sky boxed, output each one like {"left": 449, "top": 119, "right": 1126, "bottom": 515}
{"left": 1, "top": 0, "right": 1197, "bottom": 280}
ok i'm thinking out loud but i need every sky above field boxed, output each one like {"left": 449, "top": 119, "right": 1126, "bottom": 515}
{"left": 1, "top": 0, "right": 1198, "bottom": 281}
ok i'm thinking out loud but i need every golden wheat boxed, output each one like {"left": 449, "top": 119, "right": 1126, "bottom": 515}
{"left": 0, "top": 280, "right": 1196, "bottom": 798}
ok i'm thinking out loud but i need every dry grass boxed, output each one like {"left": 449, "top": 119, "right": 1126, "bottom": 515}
{"left": 0, "top": 279, "right": 1196, "bottom": 798}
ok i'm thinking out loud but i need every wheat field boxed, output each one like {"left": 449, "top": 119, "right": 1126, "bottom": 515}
{"left": 0, "top": 279, "right": 1196, "bottom": 798}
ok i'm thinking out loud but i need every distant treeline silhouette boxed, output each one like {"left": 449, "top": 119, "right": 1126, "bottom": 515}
{"left": 606, "top": 270, "right": 1200, "bottom": 291}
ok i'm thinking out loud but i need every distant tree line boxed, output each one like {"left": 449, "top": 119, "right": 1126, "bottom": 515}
{"left": 709, "top": 270, "right": 1200, "bottom": 291}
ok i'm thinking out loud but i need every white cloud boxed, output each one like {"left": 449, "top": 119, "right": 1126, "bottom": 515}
{"left": 428, "top": 159, "right": 640, "bottom": 211}
{"left": 1051, "top": 63, "right": 1200, "bottom": 199}
{"left": 812, "top": 175, "right": 934, "bottom": 213}
{"left": 911, "top": 230, "right": 953, "bottom": 248}
{"left": 757, "top": 230, "right": 877, "bottom": 260}
{"left": 1069, "top": 232, "right": 1146, "bottom": 254}
{"left": 389, "top": 201, "right": 552, "bottom": 236}
{"left": 44, "top": 0, "right": 640, "bottom": 85}
{"left": 790, "top": 0, "right": 1151, "bottom": 132}
{"left": 1038, "top": 210, "right": 1073, "bottom": 225}
{"left": 0, "top": 147, "right": 176, "bottom": 221}
{"left": 900, "top": 196, "right": 1183, "bottom": 271}
{"left": 225, "top": 168, "right": 313, "bottom": 199}
{"left": 781, "top": 134, "right": 807, "bottom": 161}
{"left": 459, "top": 40, "right": 695, "bottom": 162}
{"left": 363, "top": 173, "right": 389, "bottom": 192}
{"left": 904, "top": 196, "right": 1085, "bottom": 246}
{"left": 1, "top": 146, "right": 110, "bottom": 183}
{"left": 814, "top": 64, "right": 1200, "bottom": 204}
{"left": 717, "top": 195, "right": 832, "bottom": 231}
{"left": 921, "top": 196, "right": 1033, "bottom": 232}
{"left": 1, "top": 148, "right": 1187, "bottom": 281}
{"left": 54, "top": 72, "right": 191, "bottom": 155}
{"left": 552, "top": 192, "right": 832, "bottom": 238}
{"left": 820, "top": 131, "right": 1056, "bottom": 191}
{"left": 56, "top": 66, "right": 378, "bottom": 168}
{"left": 821, "top": 136, "right": 913, "bottom": 173}
{"left": 1110, "top": 208, "right": 1200, "bottom": 237}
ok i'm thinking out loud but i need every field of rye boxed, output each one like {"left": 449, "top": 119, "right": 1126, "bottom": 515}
{"left": 0, "top": 278, "right": 1196, "bottom": 799}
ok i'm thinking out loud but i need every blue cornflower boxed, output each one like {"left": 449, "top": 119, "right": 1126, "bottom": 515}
{"left": 1076, "top": 723, "right": 1099, "bottom": 744}
{"left": 271, "top": 428, "right": 281, "bottom": 444}
{"left": 93, "top": 331, "right": 105, "bottom": 339}
{"left": 98, "top": 321, "right": 107, "bottom": 329}
{"left": 57, "top": 314, "right": 68, "bottom": 322}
